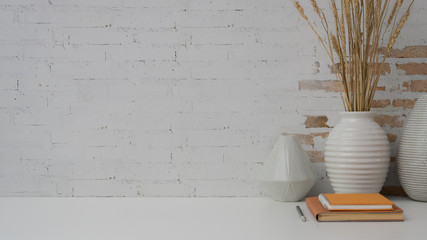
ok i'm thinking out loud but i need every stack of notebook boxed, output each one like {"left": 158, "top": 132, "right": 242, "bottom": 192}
{"left": 306, "top": 193, "right": 404, "bottom": 222}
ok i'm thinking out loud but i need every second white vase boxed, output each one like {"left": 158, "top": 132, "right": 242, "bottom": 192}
{"left": 397, "top": 94, "right": 427, "bottom": 201}
{"left": 324, "top": 112, "right": 390, "bottom": 193}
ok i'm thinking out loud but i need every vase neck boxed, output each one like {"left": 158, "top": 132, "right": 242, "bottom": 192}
{"left": 339, "top": 111, "right": 373, "bottom": 120}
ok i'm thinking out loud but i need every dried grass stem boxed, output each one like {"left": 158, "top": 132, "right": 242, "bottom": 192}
{"left": 294, "top": 0, "right": 414, "bottom": 111}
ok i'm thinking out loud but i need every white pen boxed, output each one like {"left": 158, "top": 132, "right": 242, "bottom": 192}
{"left": 296, "top": 205, "right": 306, "bottom": 222}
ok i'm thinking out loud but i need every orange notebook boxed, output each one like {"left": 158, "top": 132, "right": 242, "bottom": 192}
{"left": 318, "top": 193, "right": 394, "bottom": 211}
{"left": 306, "top": 196, "right": 404, "bottom": 222}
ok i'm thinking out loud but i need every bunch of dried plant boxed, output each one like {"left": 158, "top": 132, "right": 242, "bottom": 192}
{"left": 295, "top": 0, "right": 414, "bottom": 111}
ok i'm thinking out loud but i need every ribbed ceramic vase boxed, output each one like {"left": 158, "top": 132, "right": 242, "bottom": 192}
{"left": 324, "top": 112, "right": 390, "bottom": 193}
{"left": 397, "top": 95, "right": 427, "bottom": 201}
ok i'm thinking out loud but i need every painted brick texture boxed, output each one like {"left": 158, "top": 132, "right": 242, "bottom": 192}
{"left": 0, "top": 0, "right": 426, "bottom": 197}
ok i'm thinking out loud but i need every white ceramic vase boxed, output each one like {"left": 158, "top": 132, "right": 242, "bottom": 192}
{"left": 324, "top": 112, "right": 390, "bottom": 193}
{"left": 397, "top": 95, "right": 427, "bottom": 202}
{"left": 258, "top": 135, "right": 317, "bottom": 202}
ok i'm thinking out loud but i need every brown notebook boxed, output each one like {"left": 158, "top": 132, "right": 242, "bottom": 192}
{"left": 305, "top": 196, "right": 404, "bottom": 222}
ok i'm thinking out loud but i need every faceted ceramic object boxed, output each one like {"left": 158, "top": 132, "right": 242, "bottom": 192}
{"left": 398, "top": 95, "right": 427, "bottom": 201}
{"left": 324, "top": 112, "right": 390, "bottom": 193}
{"left": 258, "top": 135, "right": 317, "bottom": 201}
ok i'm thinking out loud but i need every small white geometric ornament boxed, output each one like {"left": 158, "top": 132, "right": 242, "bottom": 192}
{"left": 258, "top": 135, "right": 317, "bottom": 201}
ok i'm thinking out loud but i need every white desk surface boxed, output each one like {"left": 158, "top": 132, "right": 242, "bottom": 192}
{"left": 0, "top": 197, "right": 426, "bottom": 240}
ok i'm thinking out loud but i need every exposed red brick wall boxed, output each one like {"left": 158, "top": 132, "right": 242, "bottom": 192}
{"left": 304, "top": 116, "right": 331, "bottom": 128}
{"left": 392, "top": 99, "right": 416, "bottom": 109}
{"left": 283, "top": 132, "right": 329, "bottom": 146}
{"left": 402, "top": 80, "right": 427, "bottom": 92}
{"left": 397, "top": 63, "right": 427, "bottom": 75}
{"left": 379, "top": 46, "right": 427, "bottom": 58}
{"left": 372, "top": 99, "right": 391, "bottom": 108}
{"left": 374, "top": 115, "right": 404, "bottom": 128}
{"left": 306, "top": 151, "right": 324, "bottom": 163}
{"left": 387, "top": 134, "right": 398, "bottom": 143}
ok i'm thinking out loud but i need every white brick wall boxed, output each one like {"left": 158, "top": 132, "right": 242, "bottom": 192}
{"left": 0, "top": 0, "right": 425, "bottom": 197}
